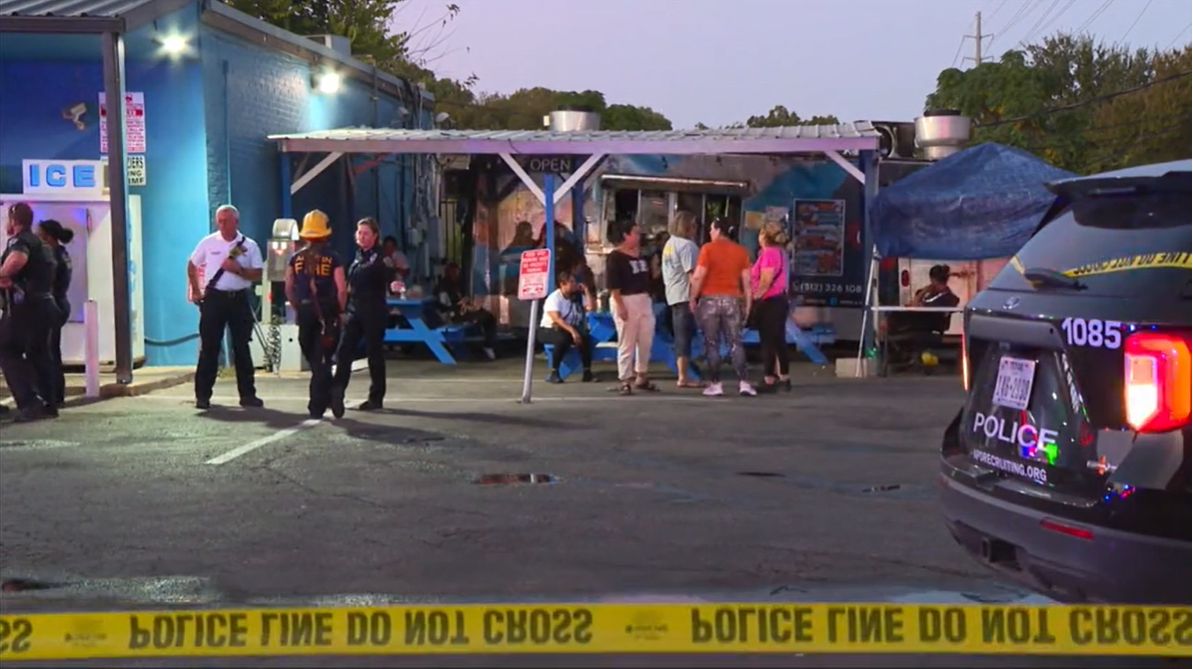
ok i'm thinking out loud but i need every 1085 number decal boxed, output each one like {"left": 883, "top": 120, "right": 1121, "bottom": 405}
{"left": 1061, "top": 318, "right": 1123, "bottom": 349}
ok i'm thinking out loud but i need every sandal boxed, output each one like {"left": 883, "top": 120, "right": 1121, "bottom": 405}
{"left": 635, "top": 380, "right": 660, "bottom": 392}
{"left": 618, "top": 382, "right": 634, "bottom": 396}
{"left": 676, "top": 380, "right": 705, "bottom": 389}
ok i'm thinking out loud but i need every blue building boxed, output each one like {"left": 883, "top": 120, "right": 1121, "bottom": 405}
{"left": 0, "top": 0, "right": 433, "bottom": 367}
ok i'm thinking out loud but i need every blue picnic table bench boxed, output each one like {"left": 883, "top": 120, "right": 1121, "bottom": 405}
{"left": 383, "top": 297, "right": 460, "bottom": 365}
{"left": 544, "top": 304, "right": 832, "bottom": 381}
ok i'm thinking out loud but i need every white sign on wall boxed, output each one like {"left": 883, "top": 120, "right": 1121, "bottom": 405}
{"left": 126, "top": 155, "right": 147, "bottom": 186}
{"left": 99, "top": 92, "right": 146, "bottom": 154}
{"left": 22, "top": 159, "right": 106, "bottom": 197}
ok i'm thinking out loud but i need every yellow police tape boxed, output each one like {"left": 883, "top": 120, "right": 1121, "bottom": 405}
{"left": 1009, "top": 251, "right": 1192, "bottom": 280}
{"left": 1061, "top": 251, "right": 1192, "bottom": 278}
{"left": 1, "top": 603, "right": 1189, "bottom": 660}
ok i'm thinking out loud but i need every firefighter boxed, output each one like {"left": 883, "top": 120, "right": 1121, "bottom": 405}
{"left": 285, "top": 210, "right": 347, "bottom": 418}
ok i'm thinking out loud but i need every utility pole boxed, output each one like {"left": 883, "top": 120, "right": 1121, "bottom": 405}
{"left": 963, "top": 11, "right": 992, "bottom": 67}
{"left": 975, "top": 11, "right": 983, "bottom": 64}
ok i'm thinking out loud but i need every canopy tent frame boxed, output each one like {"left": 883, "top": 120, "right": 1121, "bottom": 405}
{"left": 855, "top": 143, "right": 1077, "bottom": 377}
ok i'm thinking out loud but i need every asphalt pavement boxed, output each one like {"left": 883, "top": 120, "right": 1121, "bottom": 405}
{"left": 5, "top": 355, "right": 1146, "bottom": 666}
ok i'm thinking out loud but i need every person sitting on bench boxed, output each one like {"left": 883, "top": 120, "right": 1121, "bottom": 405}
{"left": 433, "top": 262, "right": 498, "bottom": 360}
{"left": 538, "top": 272, "right": 594, "bottom": 384}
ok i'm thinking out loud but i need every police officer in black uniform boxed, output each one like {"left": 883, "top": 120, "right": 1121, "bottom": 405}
{"left": 0, "top": 202, "right": 59, "bottom": 422}
{"left": 38, "top": 219, "right": 73, "bottom": 408}
{"left": 285, "top": 210, "right": 346, "bottom": 419}
{"left": 332, "top": 217, "right": 395, "bottom": 412}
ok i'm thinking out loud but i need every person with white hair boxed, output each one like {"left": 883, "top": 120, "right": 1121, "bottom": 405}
{"left": 186, "top": 204, "right": 265, "bottom": 410}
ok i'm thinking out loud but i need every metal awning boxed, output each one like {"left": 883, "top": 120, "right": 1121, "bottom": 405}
{"left": 271, "top": 123, "right": 882, "bottom": 310}
{"left": 268, "top": 123, "right": 880, "bottom": 156}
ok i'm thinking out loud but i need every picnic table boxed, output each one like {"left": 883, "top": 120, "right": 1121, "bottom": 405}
{"left": 383, "top": 297, "right": 458, "bottom": 365}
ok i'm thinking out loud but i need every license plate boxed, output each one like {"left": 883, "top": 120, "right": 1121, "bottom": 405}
{"left": 992, "top": 356, "right": 1037, "bottom": 411}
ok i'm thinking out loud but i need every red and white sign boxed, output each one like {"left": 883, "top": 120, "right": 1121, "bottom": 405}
{"left": 517, "top": 249, "right": 551, "bottom": 301}
{"left": 99, "top": 92, "right": 146, "bottom": 154}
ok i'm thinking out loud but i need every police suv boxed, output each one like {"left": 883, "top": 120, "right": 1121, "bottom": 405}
{"left": 940, "top": 159, "right": 1191, "bottom": 604}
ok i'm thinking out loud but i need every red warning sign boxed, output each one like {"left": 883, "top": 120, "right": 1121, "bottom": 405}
{"left": 517, "top": 249, "right": 551, "bottom": 301}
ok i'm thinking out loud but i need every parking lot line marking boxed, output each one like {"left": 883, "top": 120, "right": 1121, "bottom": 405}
{"left": 145, "top": 394, "right": 717, "bottom": 405}
{"left": 205, "top": 419, "right": 322, "bottom": 465}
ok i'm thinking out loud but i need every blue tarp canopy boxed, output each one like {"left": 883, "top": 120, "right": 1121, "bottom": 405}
{"left": 870, "top": 142, "right": 1076, "bottom": 260}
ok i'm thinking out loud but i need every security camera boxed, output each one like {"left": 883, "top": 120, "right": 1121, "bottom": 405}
{"left": 62, "top": 102, "right": 87, "bottom": 130}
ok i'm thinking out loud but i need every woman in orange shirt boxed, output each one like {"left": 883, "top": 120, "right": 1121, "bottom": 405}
{"left": 689, "top": 218, "right": 756, "bottom": 397}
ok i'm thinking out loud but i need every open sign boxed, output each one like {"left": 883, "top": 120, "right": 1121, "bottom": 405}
{"left": 22, "top": 160, "right": 107, "bottom": 197}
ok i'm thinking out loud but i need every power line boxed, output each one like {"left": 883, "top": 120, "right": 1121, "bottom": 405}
{"left": 1023, "top": 0, "right": 1078, "bottom": 45}
{"left": 1019, "top": 119, "right": 1190, "bottom": 151}
{"left": 1119, "top": 0, "right": 1153, "bottom": 44}
{"left": 1076, "top": 0, "right": 1115, "bottom": 34}
{"left": 1073, "top": 124, "right": 1191, "bottom": 167}
{"left": 1167, "top": 23, "right": 1192, "bottom": 48}
{"left": 978, "top": 70, "right": 1192, "bottom": 127}
{"left": 989, "top": 0, "right": 1012, "bottom": 20}
{"left": 951, "top": 35, "right": 967, "bottom": 68}
{"left": 1001, "top": 0, "right": 1040, "bottom": 35}
{"left": 989, "top": 0, "right": 1039, "bottom": 52}
{"left": 1019, "top": 0, "right": 1062, "bottom": 47}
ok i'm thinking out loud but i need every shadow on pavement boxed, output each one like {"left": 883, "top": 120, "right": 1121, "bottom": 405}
{"left": 196, "top": 406, "right": 450, "bottom": 446}
{"left": 373, "top": 406, "right": 577, "bottom": 430}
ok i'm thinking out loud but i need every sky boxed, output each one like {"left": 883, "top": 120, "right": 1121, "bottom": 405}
{"left": 391, "top": 0, "right": 1193, "bottom": 129}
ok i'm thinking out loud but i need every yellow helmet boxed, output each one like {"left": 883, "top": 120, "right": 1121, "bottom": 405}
{"left": 920, "top": 351, "right": 940, "bottom": 367}
{"left": 300, "top": 209, "right": 331, "bottom": 240}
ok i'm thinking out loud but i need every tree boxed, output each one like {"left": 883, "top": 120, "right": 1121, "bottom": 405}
{"left": 1085, "top": 46, "right": 1192, "bottom": 172}
{"left": 924, "top": 33, "right": 1189, "bottom": 173}
{"left": 602, "top": 104, "right": 672, "bottom": 131}
{"left": 228, "top": 1, "right": 674, "bottom": 131}
{"left": 745, "top": 105, "right": 840, "bottom": 127}
{"left": 228, "top": 0, "right": 411, "bottom": 64}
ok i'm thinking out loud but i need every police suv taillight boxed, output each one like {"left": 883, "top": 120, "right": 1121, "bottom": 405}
{"left": 1124, "top": 332, "right": 1191, "bottom": 433}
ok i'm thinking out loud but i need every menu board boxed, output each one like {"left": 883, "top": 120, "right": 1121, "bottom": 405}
{"left": 792, "top": 199, "right": 845, "bottom": 277}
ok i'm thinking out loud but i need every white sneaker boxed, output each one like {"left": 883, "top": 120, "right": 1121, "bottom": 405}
{"left": 703, "top": 382, "right": 724, "bottom": 397}
{"left": 739, "top": 381, "right": 757, "bottom": 397}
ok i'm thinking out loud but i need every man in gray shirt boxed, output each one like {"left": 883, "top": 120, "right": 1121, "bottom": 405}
{"left": 661, "top": 210, "right": 701, "bottom": 388}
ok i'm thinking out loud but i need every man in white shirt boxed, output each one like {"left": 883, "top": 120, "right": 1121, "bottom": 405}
{"left": 537, "top": 272, "right": 593, "bottom": 384}
{"left": 661, "top": 210, "right": 701, "bottom": 388}
{"left": 186, "top": 204, "right": 265, "bottom": 410}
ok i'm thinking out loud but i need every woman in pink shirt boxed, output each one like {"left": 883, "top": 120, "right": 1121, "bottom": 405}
{"left": 750, "top": 222, "right": 792, "bottom": 393}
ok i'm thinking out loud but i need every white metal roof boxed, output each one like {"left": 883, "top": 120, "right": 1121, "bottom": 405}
{"left": 269, "top": 123, "right": 881, "bottom": 155}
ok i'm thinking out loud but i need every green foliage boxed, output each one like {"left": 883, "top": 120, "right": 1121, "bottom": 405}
{"left": 745, "top": 105, "right": 841, "bottom": 127}
{"left": 925, "top": 33, "right": 1191, "bottom": 173}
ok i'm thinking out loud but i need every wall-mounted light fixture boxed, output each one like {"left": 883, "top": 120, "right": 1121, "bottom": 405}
{"left": 160, "top": 34, "right": 188, "bottom": 55}
{"left": 314, "top": 68, "right": 341, "bottom": 95}
{"left": 153, "top": 19, "right": 192, "bottom": 60}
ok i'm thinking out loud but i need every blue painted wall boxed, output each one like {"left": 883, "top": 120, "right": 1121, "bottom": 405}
{"left": 0, "top": 34, "right": 104, "bottom": 192}
{"left": 198, "top": 25, "right": 416, "bottom": 265}
{"left": 124, "top": 4, "right": 212, "bottom": 364}
{"left": 0, "top": 15, "right": 211, "bottom": 366}
{"left": 1, "top": 0, "right": 424, "bottom": 366}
